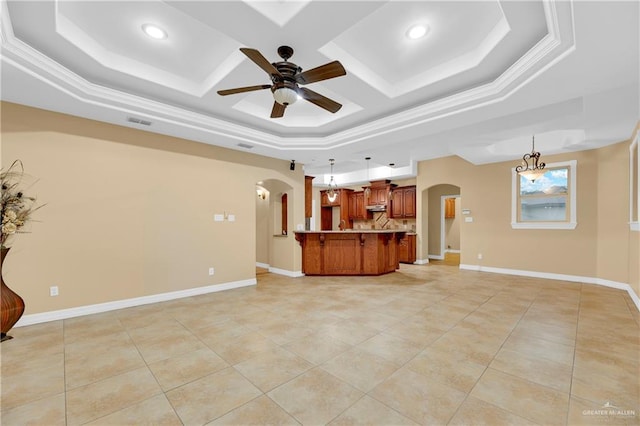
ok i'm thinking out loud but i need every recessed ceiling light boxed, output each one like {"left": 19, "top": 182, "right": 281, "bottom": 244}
{"left": 406, "top": 24, "right": 429, "bottom": 40}
{"left": 142, "top": 24, "right": 167, "bottom": 40}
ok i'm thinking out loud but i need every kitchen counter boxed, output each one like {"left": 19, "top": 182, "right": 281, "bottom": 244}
{"left": 294, "top": 230, "right": 406, "bottom": 276}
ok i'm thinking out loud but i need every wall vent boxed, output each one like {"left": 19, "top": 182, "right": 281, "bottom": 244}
{"left": 127, "top": 117, "right": 152, "bottom": 126}
{"left": 237, "top": 143, "right": 254, "bottom": 149}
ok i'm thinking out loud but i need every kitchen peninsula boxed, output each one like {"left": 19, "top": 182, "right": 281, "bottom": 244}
{"left": 294, "top": 230, "right": 406, "bottom": 276}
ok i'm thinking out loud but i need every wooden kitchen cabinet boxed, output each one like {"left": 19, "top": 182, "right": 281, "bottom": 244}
{"left": 389, "top": 186, "right": 416, "bottom": 219}
{"left": 365, "top": 180, "right": 393, "bottom": 206}
{"left": 304, "top": 176, "right": 314, "bottom": 218}
{"left": 445, "top": 197, "right": 456, "bottom": 219}
{"left": 398, "top": 233, "right": 416, "bottom": 264}
{"left": 349, "top": 191, "right": 370, "bottom": 220}
{"left": 321, "top": 189, "right": 342, "bottom": 207}
{"left": 367, "top": 187, "right": 388, "bottom": 206}
{"left": 321, "top": 188, "right": 353, "bottom": 230}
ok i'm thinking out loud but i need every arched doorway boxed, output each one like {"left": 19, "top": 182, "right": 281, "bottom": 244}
{"left": 255, "top": 179, "right": 294, "bottom": 274}
{"left": 427, "top": 184, "right": 461, "bottom": 266}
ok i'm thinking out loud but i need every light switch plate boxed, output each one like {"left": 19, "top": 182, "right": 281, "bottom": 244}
{"left": 465, "top": 217, "right": 473, "bottom": 222}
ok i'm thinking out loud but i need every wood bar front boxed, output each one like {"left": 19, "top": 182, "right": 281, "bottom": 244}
{"left": 294, "top": 231, "right": 405, "bottom": 276}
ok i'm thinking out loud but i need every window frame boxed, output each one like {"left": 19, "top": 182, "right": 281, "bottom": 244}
{"left": 511, "top": 160, "right": 577, "bottom": 230}
{"left": 630, "top": 133, "right": 639, "bottom": 231}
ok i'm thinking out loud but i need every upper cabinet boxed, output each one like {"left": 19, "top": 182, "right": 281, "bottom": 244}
{"left": 367, "top": 187, "right": 388, "bottom": 206}
{"left": 445, "top": 197, "right": 456, "bottom": 219}
{"left": 320, "top": 188, "right": 353, "bottom": 230}
{"left": 365, "top": 180, "right": 393, "bottom": 206}
{"left": 389, "top": 186, "right": 416, "bottom": 219}
{"left": 348, "top": 191, "right": 371, "bottom": 220}
{"left": 320, "top": 189, "right": 342, "bottom": 207}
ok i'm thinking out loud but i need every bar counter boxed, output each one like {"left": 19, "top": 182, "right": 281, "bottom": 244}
{"left": 294, "top": 230, "right": 406, "bottom": 276}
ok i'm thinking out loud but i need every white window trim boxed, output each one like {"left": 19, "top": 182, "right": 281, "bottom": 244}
{"left": 511, "top": 160, "right": 577, "bottom": 230}
{"left": 630, "top": 133, "right": 639, "bottom": 231}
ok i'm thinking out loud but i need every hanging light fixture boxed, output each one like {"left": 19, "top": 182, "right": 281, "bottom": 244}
{"left": 327, "top": 159, "right": 339, "bottom": 202}
{"left": 364, "top": 157, "right": 371, "bottom": 198}
{"left": 388, "top": 163, "right": 395, "bottom": 200}
{"left": 515, "top": 136, "right": 546, "bottom": 182}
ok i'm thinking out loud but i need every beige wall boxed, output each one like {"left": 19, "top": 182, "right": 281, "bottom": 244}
{"left": 416, "top": 141, "right": 636, "bottom": 298}
{"left": 596, "top": 142, "right": 631, "bottom": 283}
{"left": 628, "top": 122, "right": 640, "bottom": 301}
{"left": 1, "top": 102, "right": 303, "bottom": 315}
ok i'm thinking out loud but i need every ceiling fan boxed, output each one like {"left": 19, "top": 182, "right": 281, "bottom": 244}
{"left": 217, "top": 46, "right": 346, "bottom": 118}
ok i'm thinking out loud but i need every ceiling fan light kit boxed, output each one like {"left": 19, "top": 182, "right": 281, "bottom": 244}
{"left": 217, "top": 46, "right": 346, "bottom": 118}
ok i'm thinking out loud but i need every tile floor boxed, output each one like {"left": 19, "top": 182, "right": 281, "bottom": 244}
{"left": 1, "top": 263, "right": 639, "bottom": 425}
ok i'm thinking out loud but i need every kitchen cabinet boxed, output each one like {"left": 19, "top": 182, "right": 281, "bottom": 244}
{"left": 348, "top": 191, "right": 371, "bottom": 220}
{"left": 365, "top": 180, "right": 394, "bottom": 206}
{"left": 304, "top": 176, "right": 314, "bottom": 218}
{"left": 398, "top": 234, "right": 416, "bottom": 264}
{"left": 294, "top": 230, "right": 404, "bottom": 275}
{"left": 389, "top": 186, "right": 416, "bottom": 219}
{"left": 445, "top": 197, "right": 456, "bottom": 219}
{"left": 321, "top": 189, "right": 353, "bottom": 230}
{"left": 321, "top": 189, "right": 342, "bottom": 207}
{"left": 367, "top": 187, "right": 389, "bottom": 206}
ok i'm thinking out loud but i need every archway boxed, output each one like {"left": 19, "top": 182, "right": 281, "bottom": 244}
{"left": 426, "top": 184, "right": 461, "bottom": 265}
{"left": 255, "top": 179, "right": 294, "bottom": 274}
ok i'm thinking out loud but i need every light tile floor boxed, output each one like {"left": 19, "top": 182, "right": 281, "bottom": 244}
{"left": 1, "top": 264, "right": 639, "bottom": 425}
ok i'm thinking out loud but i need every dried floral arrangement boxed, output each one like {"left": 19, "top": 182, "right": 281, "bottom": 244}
{"left": 1, "top": 160, "right": 42, "bottom": 249}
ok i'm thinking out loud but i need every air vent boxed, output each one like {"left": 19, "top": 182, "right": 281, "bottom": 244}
{"left": 237, "top": 143, "right": 254, "bottom": 149}
{"left": 127, "top": 117, "right": 152, "bottom": 126}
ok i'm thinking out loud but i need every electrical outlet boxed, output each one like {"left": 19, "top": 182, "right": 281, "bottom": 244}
{"left": 50, "top": 286, "right": 59, "bottom": 296}
{"left": 209, "top": 267, "right": 215, "bottom": 276}
{"left": 477, "top": 253, "right": 483, "bottom": 260}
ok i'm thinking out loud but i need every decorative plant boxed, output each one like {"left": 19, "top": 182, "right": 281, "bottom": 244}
{"left": 1, "top": 160, "right": 41, "bottom": 249}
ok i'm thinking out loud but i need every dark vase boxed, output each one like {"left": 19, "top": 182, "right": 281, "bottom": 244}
{"left": 1, "top": 247, "right": 25, "bottom": 342}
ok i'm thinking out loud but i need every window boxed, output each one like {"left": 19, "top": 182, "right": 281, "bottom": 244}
{"left": 511, "top": 160, "right": 577, "bottom": 229}
{"left": 631, "top": 133, "right": 639, "bottom": 231}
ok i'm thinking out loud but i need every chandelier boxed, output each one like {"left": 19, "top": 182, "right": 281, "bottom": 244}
{"left": 327, "top": 159, "right": 339, "bottom": 202}
{"left": 515, "top": 136, "right": 546, "bottom": 182}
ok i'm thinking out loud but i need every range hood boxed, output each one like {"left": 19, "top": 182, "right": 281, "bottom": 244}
{"left": 366, "top": 204, "right": 387, "bottom": 212}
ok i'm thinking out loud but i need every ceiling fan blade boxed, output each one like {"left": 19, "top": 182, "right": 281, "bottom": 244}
{"left": 240, "top": 48, "right": 282, "bottom": 77}
{"left": 298, "top": 87, "right": 342, "bottom": 113}
{"left": 270, "top": 101, "right": 286, "bottom": 118}
{"left": 217, "top": 85, "right": 272, "bottom": 96}
{"left": 296, "top": 61, "right": 346, "bottom": 85}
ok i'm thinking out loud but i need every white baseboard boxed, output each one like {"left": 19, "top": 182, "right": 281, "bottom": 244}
{"left": 414, "top": 258, "right": 429, "bottom": 265}
{"left": 459, "top": 264, "right": 640, "bottom": 312}
{"left": 15, "top": 278, "right": 257, "bottom": 328}
{"left": 428, "top": 255, "right": 444, "bottom": 260}
{"left": 256, "top": 262, "right": 269, "bottom": 269}
{"left": 268, "top": 267, "right": 304, "bottom": 278}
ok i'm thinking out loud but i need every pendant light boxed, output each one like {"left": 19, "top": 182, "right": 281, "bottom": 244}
{"left": 388, "top": 163, "right": 394, "bottom": 200}
{"left": 327, "top": 159, "right": 339, "bottom": 202}
{"left": 515, "top": 135, "right": 546, "bottom": 182}
{"left": 364, "top": 157, "right": 371, "bottom": 198}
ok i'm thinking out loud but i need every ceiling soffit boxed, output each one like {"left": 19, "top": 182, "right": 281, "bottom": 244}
{"left": 1, "top": 0, "right": 575, "bottom": 152}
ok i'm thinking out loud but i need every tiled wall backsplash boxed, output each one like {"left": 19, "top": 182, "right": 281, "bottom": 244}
{"left": 353, "top": 212, "right": 416, "bottom": 231}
